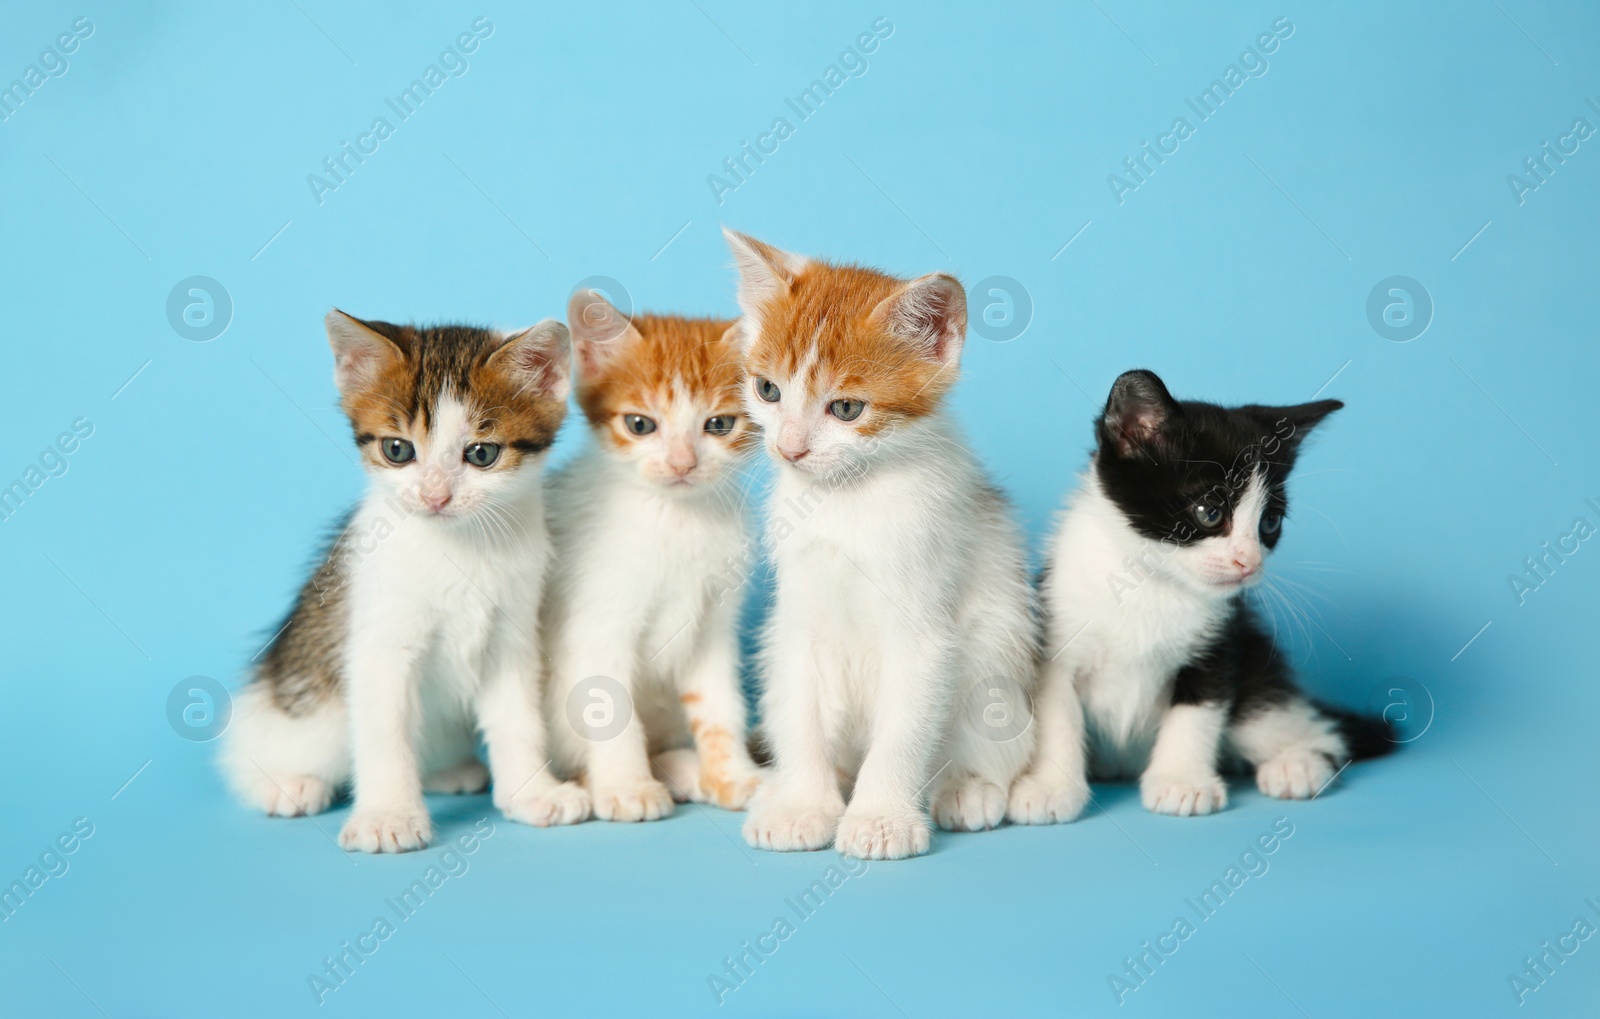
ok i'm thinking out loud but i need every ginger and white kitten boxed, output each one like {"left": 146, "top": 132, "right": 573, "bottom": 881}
{"left": 540, "top": 291, "right": 764, "bottom": 822}
{"left": 1013, "top": 369, "right": 1393, "bottom": 821}
{"left": 725, "top": 229, "right": 1038, "bottom": 861}
{"left": 220, "top": 311, "right": 589, "bottom": 853}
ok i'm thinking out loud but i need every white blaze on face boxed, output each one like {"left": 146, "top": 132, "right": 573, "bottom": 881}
{"left": 1227, "top": 471, "right": 1269, "bottom": 576}
{"left": 771, "top": 348, "right": 822, "bottom": 466}
{"left": 1170, "top": 468, "right": 1270, "bottom": 592}
{"left": 415, "top": 395, "right": 471, "bottom": 515}
{"left": 620, "top": 378, "right": 741, "bottom": 489}
{"left": 746, "top": 350, "right": 876, "bottom": 477}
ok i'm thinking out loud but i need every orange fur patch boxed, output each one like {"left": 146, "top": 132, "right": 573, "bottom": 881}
{"left": 744, "top": 262, "right": 955, "bottom": 434}
{"left": 575, "top": 314, "right": 755, "bottom": 451}
{"left": 692, "top": 724, "right": 741, "bottom": 807}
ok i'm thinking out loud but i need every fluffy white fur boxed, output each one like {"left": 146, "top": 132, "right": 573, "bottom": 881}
{"left": 540, "top": 302, "right": 762, "bottom": 822}
{"left": 728, "top": 239, "right": 1038, "bottom": 860}
{"left": 1015, "top": 468, "right": 1345, "bottom": 820}
{"left": 221, "top": 318, "right": 587, "bottom": 853}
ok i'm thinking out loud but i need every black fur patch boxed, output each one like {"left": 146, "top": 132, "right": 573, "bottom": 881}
{"left": 1095, "top": 368, "right": 1342, "bottom": 548}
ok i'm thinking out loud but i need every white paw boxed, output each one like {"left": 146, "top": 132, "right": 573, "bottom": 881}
{"left": 931, "top": 778, "right": 1008, "bottom": 832}
{"left": 498, "top": 781, "right": 592, "bottom": 827}
{"left": 742, "top": 798, "right": 843, "bottom": 852}
{"left": 591, "top": 778, "right": 675, "bottom": 822}
{"left": 1256, "top": 753, "right": 1335, "bottom": 800}
{"left": 424, "top": 758, "right": 490, "bottom": 795}
{"left": 339, "top": 807, "right": 432, "bottom": 853}
{"left": 835, "top": 809, "right": 930, "bottom": 860}
{"left": 1140, "top": 771, "right": 1228, "bottom": 816}
{"left": 251, "top": 774, "right": 336, "bottom": 817}
{"left": 1005, "top": 772, "right": 1090, "bottom": 826}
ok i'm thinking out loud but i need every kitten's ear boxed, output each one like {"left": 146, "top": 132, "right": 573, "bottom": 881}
{"left": 566, "top": 288, "right": 642, "bottom": 377}
{"left": 1259, "top": 399, "right": 1344, "bottom": 447}
{"left": 870, "top": 273, "right": 967, "bottom": 367}
{"left": 720, "top": 321, "right": 746, "bottom": 349}
{"left": 326, "top": 309, "right": 405, "bottom": 394}
{"left": 489, "top": 319, "right": 571, "bottom": 401}
{"left": 1102, "top": 369, "right": 1177, "bottom": 458}
{"left": 723, "top": 228, "right": 810, "bottom": 320}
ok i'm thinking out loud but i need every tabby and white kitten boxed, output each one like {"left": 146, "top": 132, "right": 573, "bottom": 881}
{"left": 725, "top": 229, "right": 1038, "bottom": 861}
{"left": 1012, "top": 369, "right": 1392, "bottom": 822}
{"left": 220, "top": 311, "right": 589, "bottom": 853}
{"left": 540, "top": 291, "right": 764, "bottom": 822}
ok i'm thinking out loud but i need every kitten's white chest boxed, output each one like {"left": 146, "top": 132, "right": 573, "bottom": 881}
{"left": 1046, "top": 480, "right": 1229, "bottom": 774}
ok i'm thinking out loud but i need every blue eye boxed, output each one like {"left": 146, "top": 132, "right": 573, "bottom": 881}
{"left": 705, "top": 415, "right": 736, "bottom": 436}
{"left": 623, "top": 414, "right": 657, "bottom": 436}
{"left": 755, "top": 378, "right": 780, "bottom": 402}
{"left": 1192, "top": 502, "right": 1224, "bottom": 529}
{"left": 381, "top": 438, "right": 415, "bottom": 464}
{"left": 464, "top": 442, "right": 500, "bottom": 468}
{"left": 1261, "top": 511, "right": 1283, "bottom": 537}
{"left": 829, "top": 399, "right": 864, "bottom": 421}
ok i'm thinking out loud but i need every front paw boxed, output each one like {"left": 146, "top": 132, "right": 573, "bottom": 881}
{"left": 1140, "top": 771, "right": 1228, "bottom": 816}
{"left": 1256, "top": 753, "right": 1335, "bottom": 800}
{"left": 701, "top": 765, "right": 765, "bottom": 811}
{"left": 253, "top": 774, "right": 336, "bottom": 818}
{"left": 1006, "top": 772, "right": 1090, "bottom": 826}
{"left": 339, "top": 807, "right": 432, "bottom": 853}
{"left": 932, "top": 778, "right": 1008, "bottom": 832}
{"left": 743, "top": 796, "right": 843, "bottom": 852}
{"left": 591, "top": 778, "right": 676, "bottom": 822}
{"left": 498, "top": 781, "right": 592, "bottom": 827}
{"left": 835, "top": 808, "right": 930, "bottom": 860}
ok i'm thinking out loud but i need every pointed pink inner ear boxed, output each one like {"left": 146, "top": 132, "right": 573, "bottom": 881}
{"left": 1115, "top": 408, "right": 1164, "bottom": 455}
{"left": 723, "top": 228, "right": 810, "bottom": 326}
{"left": 566, "top": 291, "right": 636, "bottom": 376}
{"left": 326, "top": 311, "right": 403, "bottom": 393}
{"left": 875, "top": 275, "right": 967, "bottom": 365}
{"left": 493, "top": 323, "right": 571, "bottom": 400}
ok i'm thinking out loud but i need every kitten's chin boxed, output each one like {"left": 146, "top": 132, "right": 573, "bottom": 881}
{"left": 1198, "top": 572, "right": 1262, "bottom": 595}
{"left": 640, "top": 469, "right": 720, "bottom": 493}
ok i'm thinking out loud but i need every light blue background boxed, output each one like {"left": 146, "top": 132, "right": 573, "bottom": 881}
{"left": 2, "top": 2, "right": 1597, "bottom": 1015}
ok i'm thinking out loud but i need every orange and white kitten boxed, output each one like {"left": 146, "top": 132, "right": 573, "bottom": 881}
{"left": 725, "top": 230, "right": 1040, "bottom": 860}
{"left": 541, "top": 291, "right": 764, "bottom": 821}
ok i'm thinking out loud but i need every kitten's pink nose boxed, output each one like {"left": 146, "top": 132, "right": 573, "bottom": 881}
{"left": 423, "top": 491, "right": 452, "bottom": 513}
{"left": 1234, "top": 558, "right": 1257, "bottom": 578}
{"left": 780, "top": 446, "right": 809, "bottom": 463}
{"left": 667, "top": 445, "right": 698, "bottom": 475}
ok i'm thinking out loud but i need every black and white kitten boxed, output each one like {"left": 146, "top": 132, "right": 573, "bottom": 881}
{"left": 1009, "top": 369, "right": 1392, "bottom": 822}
